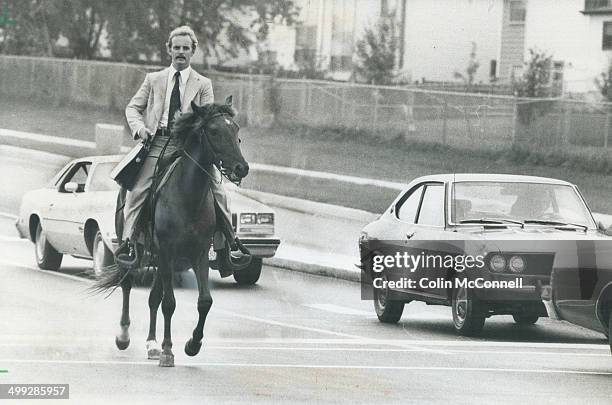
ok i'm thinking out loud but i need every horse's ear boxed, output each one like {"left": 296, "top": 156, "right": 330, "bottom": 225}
{"left": 224, "top": 95, "right": 233, "bottom": 107}
{"left": 191, "top": 100, "right": 205, "bottom": 114}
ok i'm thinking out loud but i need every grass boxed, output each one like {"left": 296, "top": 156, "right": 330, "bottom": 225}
{"left": 3, "top": 99, "right": 612, "bottom": 215}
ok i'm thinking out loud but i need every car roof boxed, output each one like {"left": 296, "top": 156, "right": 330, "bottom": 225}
{"left": 412, "top": 173, "right": 574, "bottom": 186}
{"left": 72, "top": 155, "right": 123, "bottom": 164}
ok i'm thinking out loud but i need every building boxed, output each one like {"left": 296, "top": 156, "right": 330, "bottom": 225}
{"left": 523, "top": 0, "right": 612, "bottom": 94}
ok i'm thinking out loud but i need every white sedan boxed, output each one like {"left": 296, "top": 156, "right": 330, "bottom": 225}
{"left": 15, "top": 155, "right": 280, "bottom": 285}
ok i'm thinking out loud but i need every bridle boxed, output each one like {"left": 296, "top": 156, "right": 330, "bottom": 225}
{"left": 182, "top": 113, "right": 244, "bottom": 186}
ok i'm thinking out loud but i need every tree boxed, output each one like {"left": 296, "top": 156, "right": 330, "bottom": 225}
{"left": 513, "top": 48, "right": 553, "bottom": 98}
{"left": 354, "top": 18, "right": 397, "bottom": 85}
{"left": 512, "top": 49, "right": 557, "bottom": 146}
{"left": 453, "top": 42, "right": 480, "bottom": 91}
{"left": 1, "top": 0, "right": 298, "bottom": 64}
{"left": 595, "top": 58, "right": 612, "bottom": 102}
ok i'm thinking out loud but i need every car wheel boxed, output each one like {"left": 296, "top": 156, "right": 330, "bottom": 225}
{"left": 512, "top": 313, "right": 539, "bottom": 325}
{"left": 34, "top": 222, "right": 62, "bottom": 271}
{"left": 608, "top": 312, "right": 612, "bottom": 355}
{"left": 373, "top": 273, "right": 405, "bottom": 323}
{"left": 233, "top": 258, "right": 262, "bottom": 285}
{"left": 92, "top": 230, "right": 114, "bottom": 278}
{"left": 452, "top": 277, "right": 486, "bottom": 336}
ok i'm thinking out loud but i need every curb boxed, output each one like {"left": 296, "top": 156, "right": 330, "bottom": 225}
{"left": 265, "top": 257, "right": 360, "bottom": 283}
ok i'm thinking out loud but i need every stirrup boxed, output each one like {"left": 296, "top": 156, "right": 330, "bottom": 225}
{"left": 217, "top": 238, "right": 252, "bottom": 276}
{"left": 115, "top": 239, "right": 139, "bottom": 270}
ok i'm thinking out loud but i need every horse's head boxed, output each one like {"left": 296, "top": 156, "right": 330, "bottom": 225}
{"left": 174, "top": 96, "right": 249, "bottom": 184}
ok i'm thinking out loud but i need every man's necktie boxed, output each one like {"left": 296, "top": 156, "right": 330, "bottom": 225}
{"left": 168, "top": 71, "right": 181, "bottom": 129}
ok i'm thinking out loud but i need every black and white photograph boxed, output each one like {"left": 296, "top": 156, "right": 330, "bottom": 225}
{"left": 1, "top": 0, "right": 612, "bottom": 403}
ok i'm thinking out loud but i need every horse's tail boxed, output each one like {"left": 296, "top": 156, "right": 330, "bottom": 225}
{"left": 89, "top": 263, "right": 132, "bottom": 295}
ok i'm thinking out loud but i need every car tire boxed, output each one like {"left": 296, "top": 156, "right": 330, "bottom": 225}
{"left": 373, "top": 273, "right": 405, "bottom": 324}
{"left": 34, "top": 222, "right": 62, "bottom": 271}
{"left": 233, "top": 258, "right": 262, "bottom": 285}
{"left": 512, "top": 313, "right": 539, "bottom": 325}
{"left": 92, "top": 230, "right": 114, "bottom": 278}
{"left": 608, "top": 312, "right": 612, "bottom": 355}
{"left": 452, "top": 277, "right": 486, "bottom": 336}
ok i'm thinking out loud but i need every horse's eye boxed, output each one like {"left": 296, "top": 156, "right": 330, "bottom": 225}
{"left": 238, "top": 138, "right": 241, "bottom": 144}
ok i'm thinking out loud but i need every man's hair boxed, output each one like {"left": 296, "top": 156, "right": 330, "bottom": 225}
{"left": 166, "top": 26, "right": 198, "bottom": 51}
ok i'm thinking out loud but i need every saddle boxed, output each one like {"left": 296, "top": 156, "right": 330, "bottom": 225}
{"left": 114, "top": 155, "right": 251, "bottom": 276}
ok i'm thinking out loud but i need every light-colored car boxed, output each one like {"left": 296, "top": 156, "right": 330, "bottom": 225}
{"left": 360, "top": 173, "right": 612, "bottom": 336}
{"left": 15, "top": 155, "right": 280, "bottom": 285}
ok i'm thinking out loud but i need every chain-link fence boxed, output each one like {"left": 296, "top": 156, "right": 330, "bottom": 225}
{"left": 2, "top": 55, "right": 612, "bottom": 156}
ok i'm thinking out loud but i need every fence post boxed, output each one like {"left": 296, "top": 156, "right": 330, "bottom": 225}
{"left": 442, "top": 101, "right": 448, "bottom": 145}
{"left": 605, "top": 106, "right": 610, "bottom": 148}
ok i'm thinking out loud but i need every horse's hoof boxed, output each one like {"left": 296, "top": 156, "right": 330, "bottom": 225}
{"left": 146, "top": 340, "right": 161, "bottom": 360}
{"left": 159, "top": 351, "right": 175, "bottom": 367}
{"left": 184, "top": 338, "right": 202, "bottom": 357}
{"left": 115, "top": 336, "right": 130, "bottom": 350}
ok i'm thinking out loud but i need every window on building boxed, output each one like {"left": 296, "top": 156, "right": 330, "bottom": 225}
{"left": 603, "top": 21, "right": 612, "bottom": 49}
{"left": 330, "top": 55, "right": 353, "bottom": 71}
{"left": 509, "top": 1, "right": 526, "bottom": 23}
{"left": 296, "top": 25, "right": 317, "bottom": 49}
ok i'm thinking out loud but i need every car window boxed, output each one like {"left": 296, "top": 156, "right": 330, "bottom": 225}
{"left": 396, "top": 185, "right": 424, "bottom": 223}
{"left": 416, "top": 184, "right": 445, "bottom": 226}
{"left": 60, "top": 162, "right": 91, "bottom": 193}
{"left": 89, "top": 162, "right": 120, "bottom": 192}
{"left": 48, "top": 162, "right": 73, "bottom": 188}
{"left": 452, "top": 181, "right": 595, "bottom": 227}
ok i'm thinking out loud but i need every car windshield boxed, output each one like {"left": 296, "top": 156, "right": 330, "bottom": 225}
{"left": 89, "top": 162, "right": 120, "bottom": 192}
{"left": 451, "top": 181, "right": 595, "bottom": 228}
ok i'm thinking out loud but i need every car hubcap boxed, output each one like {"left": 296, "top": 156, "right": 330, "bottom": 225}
{"left": 454, "top": 285, "right": 468, "bottom": 327}
{"left": 35, "top": 227, "right": 45, "bottom": 260}
{"left": 93, "top": 238, "right": 104, "bottom": 275}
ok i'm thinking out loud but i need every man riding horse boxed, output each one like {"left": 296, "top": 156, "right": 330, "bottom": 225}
{"left": 117, "top": 25, "right": 250, "bottom": 269}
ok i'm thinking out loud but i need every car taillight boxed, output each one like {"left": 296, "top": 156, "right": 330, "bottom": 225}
{"left": 489, "top": 255, "right": 506, "bottom": 272}
{"left": 257, "top": 213, "right": 274, "bottom": 225}
{"left": 240, "top": 213, "right": 257, "bottom": 224}
{"left": 508, "top": 255, "right": 526, "bottom": 273}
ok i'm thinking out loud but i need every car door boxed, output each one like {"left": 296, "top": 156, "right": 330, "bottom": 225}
{"left": 44, "top": 161, "right": 92, "bottom": 254}
{"left": 408, "top": 183, "right": 454, "bottom": 299}
{"left": 552, "top": 240, "right": 608, "bottom": 333}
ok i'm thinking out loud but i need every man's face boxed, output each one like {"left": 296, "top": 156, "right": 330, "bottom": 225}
{"left": 168, "top": 35, "right": 193, "bottom": 71}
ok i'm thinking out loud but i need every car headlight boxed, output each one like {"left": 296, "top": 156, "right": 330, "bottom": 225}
{"left": 240, "top": 213, "right": 257, "bottom": 224}
{"left": 489, "top": 254, "right": 506, "bottom": 272}
{"left": 257, "top": 213, "right": 274, "bottom": 225}
{"left": 508, "top": 255, "right": 526, "bottom": 273}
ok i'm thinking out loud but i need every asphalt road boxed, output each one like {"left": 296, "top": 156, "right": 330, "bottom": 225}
{"left": 1, "top": 146, "right": 612, "bottom": 404}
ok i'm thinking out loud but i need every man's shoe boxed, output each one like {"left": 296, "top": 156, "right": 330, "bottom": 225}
{"left": 216, "top": 238, "right": 252, "bottom": 276}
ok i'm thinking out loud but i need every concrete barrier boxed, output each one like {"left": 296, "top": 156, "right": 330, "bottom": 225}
{"left": 95, "top": 123, "right": 125, "bottom": 155}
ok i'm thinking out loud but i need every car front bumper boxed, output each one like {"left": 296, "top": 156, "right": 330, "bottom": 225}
{"left": 240, "top": 237, "right": 281, "bottom": 258}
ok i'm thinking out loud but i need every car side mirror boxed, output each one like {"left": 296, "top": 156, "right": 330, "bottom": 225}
{"left": 64, "top": 182, "right": 79, "bottom": 193}
{"left": 597, "top": 220, "right": 612, "bottom": 236}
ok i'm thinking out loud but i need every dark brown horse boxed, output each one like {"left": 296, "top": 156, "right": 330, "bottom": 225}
{"left": 94, "top": 98, "right": 249, "bottom": 367}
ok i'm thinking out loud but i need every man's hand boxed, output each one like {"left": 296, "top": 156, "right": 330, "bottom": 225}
{"left": 138, "top": 127, "right": 153, "bottom": 143}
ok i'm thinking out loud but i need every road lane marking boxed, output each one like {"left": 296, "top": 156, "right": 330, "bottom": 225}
{"left": 0, "top": 212, "right": 17, "bottom": 220}
{"left": 1, "top": 358, "right": 611, "bottom": 375}
{"left": 0, "top": 259, "right": 91, "bottom": 284}
{"left": 4, "top": 344, "right": 607, "bottom": 357}
{"left": 304, "top": 303, "right": 375, "bottom": 317}
{"left": 0, "top": 235, "right": 27, "bottom": 242}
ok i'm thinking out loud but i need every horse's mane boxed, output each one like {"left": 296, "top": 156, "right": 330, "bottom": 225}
{"left": 172, "top": 103, "right": 236, "bottom": 145}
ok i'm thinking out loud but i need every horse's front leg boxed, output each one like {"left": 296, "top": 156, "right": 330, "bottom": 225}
{"left": 115, "top": 277, "right": 132, "bottom": 350}
{"left": 185, "top": 255, "right": 212, "bottom": 357}
{"left": 145, "top": 272, "right": 163, "bottom": 360}
{"left": 159, "top": 253, "right": 176, "bottom": 367}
